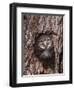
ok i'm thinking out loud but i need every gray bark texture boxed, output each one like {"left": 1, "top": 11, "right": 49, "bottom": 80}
{"left": 22, "top": 14, "right": 63, "bottom": 75}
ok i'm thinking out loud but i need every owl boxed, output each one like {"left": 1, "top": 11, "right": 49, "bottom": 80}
{"left": 34, "top": 33, "right": 55, "bottom": 69}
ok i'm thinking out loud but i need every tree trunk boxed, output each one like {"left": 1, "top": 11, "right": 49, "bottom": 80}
{"left": 22, "top": 14, "right": 63, "bottom": 75}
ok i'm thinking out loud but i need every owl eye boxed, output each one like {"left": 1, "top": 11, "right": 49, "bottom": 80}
{"left": 40, "top": 44, "right": 45, "bottom": 49}
{"left": 47, "top": 41, "right": 52, "bottom": 48}
{"left": 47, "top": 43, "right": 51, "bottom": 48}
{"left": 38, "top": 43, "right": 45, "bottom": 49}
